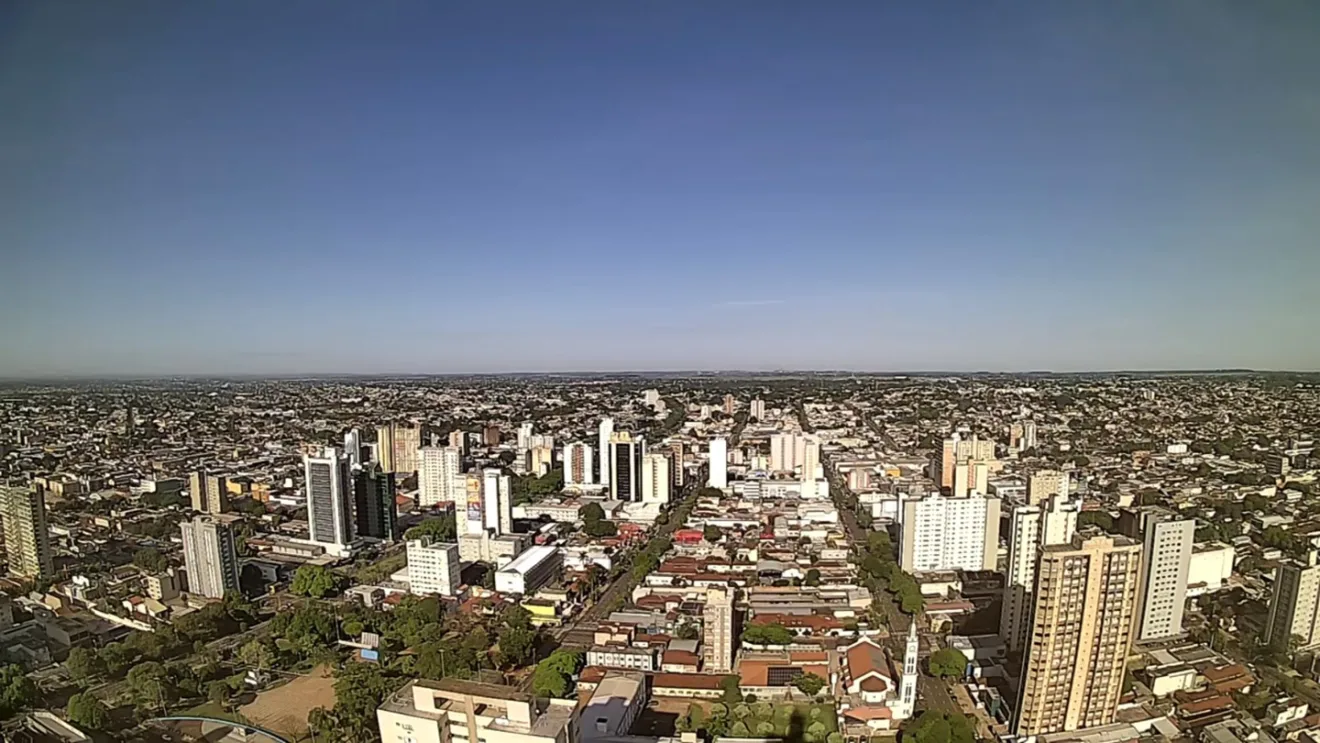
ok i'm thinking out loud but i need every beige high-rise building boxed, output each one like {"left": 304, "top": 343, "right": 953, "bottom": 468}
{"left": 723, "top": 394, "right": 736, "bottom": 415}
{"left": 527, "top": 446, "right": 554, "bottom": 477}
{"left": 703, "top": 586, "right": 735, "bottom": 673}
{"left": 1027, "top": 470, "right": 1069, "bottom": 505}
{"left": 377, "top": 423, "right": 424, "bottom": 474}
{"left": 189, "top": 471, "right": 230, "bottom": 514}
{"left": 1, "top": 486, "right": 54, "bottom": 580}
{"left": 934, "top": 433, "right": 996, "bottom": 491}
{"left": 1014, "top": 535, "right": 1141, "bottom": 738}
{"left": 641, "top": 452, "right": 670, "bottom": 504}
{"left": 1265, "top": 552, "right": 1320, "bottom": 650}
{"left": 1000, "top": 496, "right": 1079, "bottom": 653}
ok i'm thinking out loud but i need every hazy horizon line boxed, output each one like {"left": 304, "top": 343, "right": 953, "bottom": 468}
{"left": 2, "top": 367, "right": 1318, "bottom": 384}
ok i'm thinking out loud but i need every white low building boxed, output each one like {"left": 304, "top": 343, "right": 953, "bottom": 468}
{"left": 495, "top": 545, "right": 562, "bottom": 595}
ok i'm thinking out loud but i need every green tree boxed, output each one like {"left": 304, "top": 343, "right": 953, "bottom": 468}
{"left": 584, "top": 519, "right": 618, "bottom": 537}
{"left": 497, "top": 625, "right": 537, "bottom": 667}
{"left": 239, "top": 639, "right": 275, "bottom": 670}
{"left": 133, "top": 547, "right": 169, "bottom": 573}
{"left": 703, "top": 524, "right": 723, "bottom": 543}
{"left": 720, "top": 675, "right": 743, "bottom": 706}
{"left": 742, "top": 624, "right": 795, "bottom": 646}
{"left": 64, "top": 647, "right": 106, "bottom": 683}
{"left": 804, "top": 568, "right": 822, "bottom": 586}
{"left": 291, "top": 564, "right": 343, "bottom": 598}
{"left": 904, "top": 710, "right": 976, "bottom": 743}
{"left": 404, "top": 513, "right": 457, "bottom": 542}
{"left": 65, "top": 692, "right": 110, "bottom": 731}
{"left": 928, "top": 648, "right": 967, "bottom": 678}
{"left": 793, "top": 672, "right": 827, "bottom": 696}
{"left": 581, "top": 502, "right": 606, "bottom": 524}
{"left": 126, "top": 661, "right": 174, "bottom": 709}
{"left": 0, "top": 664, "right": 38, "bottom": 719}
{"left": 207, "top": 680, "right": 231, "bottom": 706}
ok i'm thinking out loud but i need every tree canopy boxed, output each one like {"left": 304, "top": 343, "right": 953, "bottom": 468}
{"left": 928, "top": 648, "right": 968, "bottom": 678}
{"left": 291, "top": 565, "right": 344, "bottom": 598}
{"left": 405, "top": 513, "right": 456, "bottom": 542}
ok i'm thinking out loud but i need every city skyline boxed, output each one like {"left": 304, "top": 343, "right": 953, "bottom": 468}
{"left": 4, "top": 2, "right": 1319, "bottom": 376}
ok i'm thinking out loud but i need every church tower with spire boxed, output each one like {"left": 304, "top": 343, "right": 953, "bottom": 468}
{"left": 895, "top": 620, "right": 920, "bottom": 719}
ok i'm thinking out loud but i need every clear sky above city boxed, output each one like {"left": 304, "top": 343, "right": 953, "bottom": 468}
{"left": 2, "top": 2, "right": 1318, "bottom": 377}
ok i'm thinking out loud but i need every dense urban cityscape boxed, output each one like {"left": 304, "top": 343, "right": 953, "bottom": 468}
{"left": 0, "top": 373, "right": 1316, "bottom": 743}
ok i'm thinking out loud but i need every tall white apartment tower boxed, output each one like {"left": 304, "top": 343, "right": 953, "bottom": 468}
{"left": 563, "top": 442, "right": 594, "bottom": 486}
{"left": 642, "top": 452, "right": 671, "bottom": 504}
{"left": 800, "top": 435, "right": 823, "bottom": 497}
{"left": 417, "top": 446, "right": 462, "bottom": 508}
{"left": 304, "top": 447, "right": 354, "bottom": 554}
{"left": 180, "top": 516, "right": 240, "bottom": 599}
{"left": 899, "top": 491, "right": 1001, "bottom": 573}
{"left": 1001, "top": 496, "right": 1079, "bottom": 652}
{"left": 481, "top": 468, "right": 512, "bottom": 535}
{"left": 708, "top": 437, "right": 728, "bottom": 489}
{"left": 598, "top": 418, "right": 614, "bottom": 488}
{"left": 1118, "top": 507, "right": 1194, "bottom": 642}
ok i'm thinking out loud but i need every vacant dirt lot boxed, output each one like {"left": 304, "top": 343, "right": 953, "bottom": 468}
{"left": 240, "top": 665, "right": 337, "bottom": 740}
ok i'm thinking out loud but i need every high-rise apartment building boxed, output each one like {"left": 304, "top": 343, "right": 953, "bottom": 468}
{"left": 669, "top": 442, "right": 685, "bottom": 487}
{"left": 527, "top": 446, "right": 554, "bottom": 477}
{"left": 447, "top": 429, "right": 467, "bottom": 456}
{"left": 377, "top": 423, "right": 424, "bottom": 474}
{"left": 344, "top": 429, "right": 364, "bottom": 467}
{"left": 1010, "top": 421, "right": 1038, "bottom": 453}
{"left": 723, "top": 394, "right": 736, "bottom": 415}
{"left": 304, "top": 447, "right": 354, "bottom": 554}
{"left": 1027, "top": 470, "right": 1069, "bottom": 505}
{"left": 180, "top": 516, "right": 240, "bottom": 599}
{"left": 1001, "top": 496, "right": 1079, "bottom": 653}
{"left": 703, "top": 586, "right": 735, "bottom": 673}
{"left": 1118, "top": 507, "right": 1194, "bottom": 642}
{"left": 1265, "top": 552, "right": 1320, "bottom": 650}
{"left": 708, "top": 437, "right": 728, "bottom": 489}
{"left": 899, "top": 492, "right": 1000, "bottom": 573}
{"left": 418, "top": 446, "right": 462, "bottom": 508}
{"left": 406, "top": 538, "right": 462, "bottom": 597}
{"left": 516, "top": 423, "right": 534, "bottom": 452}
{"left": 749, "top": 398, "right": 766, "bottom": 421}
{"left": 189, "top": 471, "right": 230, "bottom": 514}
{"left": 563, "top": 442, "right": 594, "bottom": 486}
{"left": 1014, "top": 535, "right": 1141, "bottom": 737}
{"left": 608, "top": 431, "right": 645, "bottom": 501}
{"left": 482, "top": 425, "right": 502, "bottom": 447}
{"left": 770, "top": 433, "right": 808, "bottom": 473}
{"left": 933, "top": 433, "right": 996, "bottom": 491}
{"left": 354, "top": 464, "right": 398, "bottom": 541}
{"left": 950, "top": 460, "right": 990, "bottom": 499}
{"left": 642, "top": 452, "right": 671, "bottom": 504}
{"left": 1, "top": 486, "right": 53, "bottom": 580}
{"left": 482, "top": 468, "right": 512, "bottom": 535}
{"left": 598, "top": 418, "right": 614, "bottom": 488}
{"left": 376, "top": 424, "right": 394, "bottom": 472}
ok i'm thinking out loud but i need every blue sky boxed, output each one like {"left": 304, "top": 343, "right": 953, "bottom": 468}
{"left": 3, "top": 2, "right": 1318, "bottom": 376}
